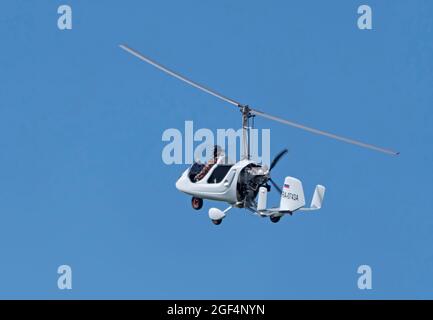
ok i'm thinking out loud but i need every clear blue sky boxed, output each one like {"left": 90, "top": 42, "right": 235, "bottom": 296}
{"left": 0, "top": 0, "right": 432, "bottom": 299}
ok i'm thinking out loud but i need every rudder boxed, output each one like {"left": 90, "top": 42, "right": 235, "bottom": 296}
{"left": 279, "top": 177, "right": 305, "bottom": 212}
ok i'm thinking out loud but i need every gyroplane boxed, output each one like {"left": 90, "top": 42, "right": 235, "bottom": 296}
{"left": 120, "top": 44, "right": 399, "bottom": 225}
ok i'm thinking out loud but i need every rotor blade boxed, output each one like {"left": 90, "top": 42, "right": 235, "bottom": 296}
{"left": 269, "top": 178, "right": 282, "bottom": 194}
{"left": 251, "top": 109, "right": 399, "bottom": 156}
{"left": 119, "top": 44, "right": 241, "bottom": 107}
{"left": 269, "top": 149, "right": 288, "bottom": 172}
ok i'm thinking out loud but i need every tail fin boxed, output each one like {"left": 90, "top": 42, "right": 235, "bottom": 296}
{"left": 310, "top": 185, "right": 325, "bottom": 209}
{"left": 279, "top": 177, "right": 305, "bottom": 212}
{"left": 257, "top": 187, "right": 268, "bottom": 211}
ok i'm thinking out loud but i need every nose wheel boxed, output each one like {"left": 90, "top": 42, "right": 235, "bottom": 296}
{"left": 191, "top": 197, "right": 203, "bottom": 210}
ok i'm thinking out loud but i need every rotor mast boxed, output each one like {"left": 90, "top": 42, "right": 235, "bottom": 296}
{"left": 240, "top": 105, "right": 253, "bottom": 160}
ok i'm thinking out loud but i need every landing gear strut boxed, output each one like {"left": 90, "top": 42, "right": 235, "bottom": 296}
{"left": 191, "top": 197, "right": 203, "bottom": 210}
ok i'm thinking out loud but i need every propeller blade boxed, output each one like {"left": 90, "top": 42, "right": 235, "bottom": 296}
{"left": 269, "top": 149, "right": 288, "bottom": 172}
{"left": 251, "top": 109, "right": 399, "bottom": 156}
{"left": 269, "top": 178, "right": 282, "bottom": 194}
{"left": 119, "top": 44, "right": 242, "bottom": 108}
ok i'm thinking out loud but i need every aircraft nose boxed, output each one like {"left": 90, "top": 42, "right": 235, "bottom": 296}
{"left": 175, "top": 176, "right": 185, "bottom": 192}
{"left": 175, "top": 168, "right": 190, "bottom": 192}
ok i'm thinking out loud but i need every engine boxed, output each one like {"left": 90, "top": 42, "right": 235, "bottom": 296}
{"left": 237, "top": 164, "right": 269, "bottom": 207}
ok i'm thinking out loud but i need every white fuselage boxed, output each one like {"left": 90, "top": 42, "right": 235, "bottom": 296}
{"left": 175, "top": 159, "right": 254, "bottom": 204}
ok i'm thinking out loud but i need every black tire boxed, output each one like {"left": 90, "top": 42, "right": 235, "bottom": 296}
{"left": 191, "top": 197, "right": 203, "bottom": 210}
{"left": 212, "top": 219, "right": 222, "bottom": 225}
{"left": 270, "top": 216, "right": 281, "bottom": 223}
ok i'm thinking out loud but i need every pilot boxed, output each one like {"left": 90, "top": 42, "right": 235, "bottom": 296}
{"left": 194, "top": 145, "right": 223, "bottom": 182}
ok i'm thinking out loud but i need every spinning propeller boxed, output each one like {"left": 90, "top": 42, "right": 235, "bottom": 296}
{"left": 269, "top": 149, "right": 288, "bottom": 172}
{"left": 266, "top": 149, "right": 288, "bottom": 194}
{"left": 119, "top": 44, "right": 399, "bottom": 156}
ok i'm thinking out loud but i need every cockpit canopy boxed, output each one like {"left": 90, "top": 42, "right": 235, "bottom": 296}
{"left": 188, "top": 146, "right": 234, "bottom": 183}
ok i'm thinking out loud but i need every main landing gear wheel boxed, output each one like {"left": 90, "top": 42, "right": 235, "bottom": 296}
{"left": 270, "top": 216, "right": 281, "bottom": 223}
{"left": 191, "top": 197, "right": 203, "bottom": 210}
{"left": 212, "top": 219, "right": 222, "bottom": 225}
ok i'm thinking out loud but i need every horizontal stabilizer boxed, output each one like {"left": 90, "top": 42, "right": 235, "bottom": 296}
{"left": 256, "top": 180, "right": 325, "bottom": 216}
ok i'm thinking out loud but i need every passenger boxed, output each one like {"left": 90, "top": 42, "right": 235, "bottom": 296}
{"left": 194, "top": 145, "right": 222, "bottom": 182}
